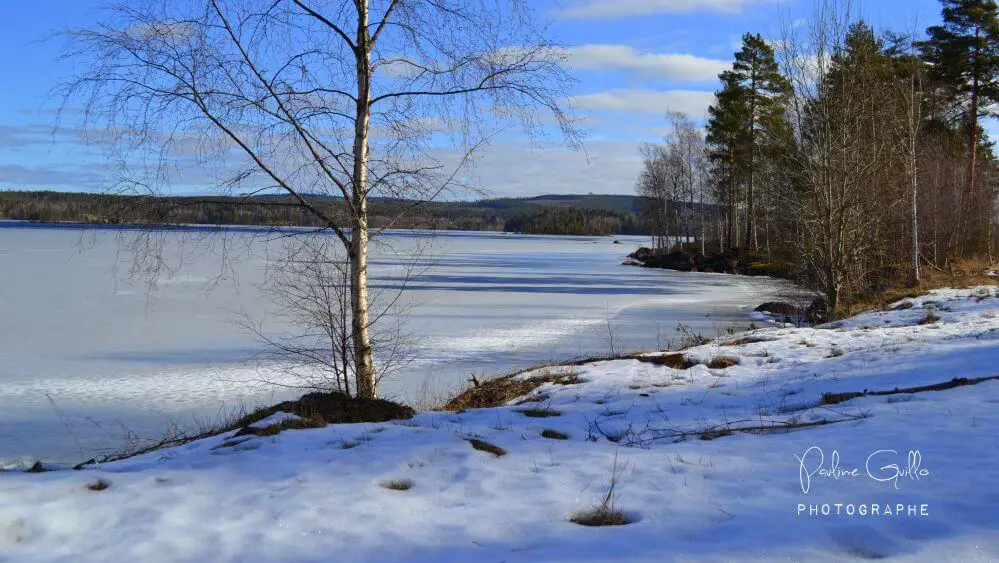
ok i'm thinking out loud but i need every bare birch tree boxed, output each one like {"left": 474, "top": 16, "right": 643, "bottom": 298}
{"left": 886, "top": 32, "right": 926, "bottom": 285}
{"left": 777, "top": 2, "right": 900, "bottom": 313}
{"left": 62, "top": 0, "right": 576, "bottom": 398}
{"left": 636, "top": 112, "right": 708, "bottom": 252}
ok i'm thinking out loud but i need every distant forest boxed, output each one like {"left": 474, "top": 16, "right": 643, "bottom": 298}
{"left": 0, "top": 190, "right": 650, "bottom": 236}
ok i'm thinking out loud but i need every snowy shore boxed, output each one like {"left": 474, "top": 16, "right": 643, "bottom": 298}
{"left": 3, "top": 287, "right": 999, "bottom": 562}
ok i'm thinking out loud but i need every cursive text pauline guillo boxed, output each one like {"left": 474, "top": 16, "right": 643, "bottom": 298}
{"left": 795, "top": 446, "right": 930, "bottom": 494}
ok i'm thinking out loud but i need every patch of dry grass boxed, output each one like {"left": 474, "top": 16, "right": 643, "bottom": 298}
{"left": 379, "top": 479, "right": 414, "bottom": 491}
{"left": 233, "top": 417, "right": 327, "bottom": 438}
{"left": 570, "top": 454, "right": 633, "bottom": 527}
{"left": 466, "top": 438, "right": 507, "bottom": 457}
{"left": 846, "top": 258, "right": 996, "bottom": 316}
{"left": 87, "top": 479, "right": 110, "bottom": 491}
{"left": 234, "top": 392, "right": 414, "bottom": 429}
{"left": 720, "top": 336, "right": 776, "bottom": 346}
{"left": 707, "top": 357, "right": 739, "bottom": 369}
{"left": 632, "top": 353, "right": 695, "bottom": 369}
{"left": 540, "top": 429, "right": 569, "bottom": 440}
{"left": 919, "top": 311, "right": 941, "bottom": 325}
{"left": 570, "top": 505, "right": 631, "bottom": 527}
{"left": 445, "top": 369, "right": 580, "bottom": 411}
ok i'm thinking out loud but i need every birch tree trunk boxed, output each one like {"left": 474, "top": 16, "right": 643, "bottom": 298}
{"left": 351, "top": 0, "right": 376, "bottom": 397}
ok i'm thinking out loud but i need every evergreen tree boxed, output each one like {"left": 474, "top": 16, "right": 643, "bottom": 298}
{"left": 706, "top": 72, "right": 748, "bottom": 250}
{"left": 918, "top": 0, "right": 999, "bottom": 246}
{"left": 706, "top": 33, "right": 790, "bottom": 254}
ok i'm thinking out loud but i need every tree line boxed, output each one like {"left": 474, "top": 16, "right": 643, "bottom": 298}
{"left": 0, "top": 190, "right": 646, "bottom": 235}
{"left": 638, "top": 0, "right": 999, "bottom": 315}
{"left": 503, "top": 207, "right": 644, "bottom": 235}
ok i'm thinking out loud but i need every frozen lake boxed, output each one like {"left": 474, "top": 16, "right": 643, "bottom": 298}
{"left": 0, "top": 224, "right": 789, "bottom": 463}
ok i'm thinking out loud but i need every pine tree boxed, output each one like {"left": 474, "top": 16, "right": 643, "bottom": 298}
{"left": 706, "top": 33, "right": 790, "bottom": 254}
{"left": 706, "top": 72, "right": 748, "bottom": 250}
{"left": 918, "top": 0, "right": 999, "bottom": 248}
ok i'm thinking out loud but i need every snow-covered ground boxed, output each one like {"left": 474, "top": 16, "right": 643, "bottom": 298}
{"left": 3, "top": 287, "right": 999, "bottom": 562}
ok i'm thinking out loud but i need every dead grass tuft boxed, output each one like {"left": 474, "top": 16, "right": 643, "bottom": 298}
{"left": 707, "top": 357, "right": 739, "bottom": 369}
{"left": 379, "top": 478, "right": 414, "bottom": 491}
{"left": 919, "top": 311, "right": 941, "bottom": 325}
{"left": 87, "top": 479, "right": 110, "bottom": 491}
{"left": 541, "top": 429, "right": 569, "bottom": 440}
{"left": 570, "top": 454, "right": 633, "bottom": 527}
{"left": 570, "top": 505, "right": 632, "bottom": 527}
{"left": 467, "top": 438, "right": 507, "bottom": 457}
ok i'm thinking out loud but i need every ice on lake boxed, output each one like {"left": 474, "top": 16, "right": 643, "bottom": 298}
{"left": 0, "top": 224, "right": 790, "bottom": 462}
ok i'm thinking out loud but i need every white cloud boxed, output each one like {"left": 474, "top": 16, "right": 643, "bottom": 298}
{"left": 566, "top": 45, "right": 729, "bottom": 82}
{"left": 556, "top": 0, "right": 778, "bottom": 19}
{"left": 457, "top": 140, "right": 644, "bottom": 197}
{"left": 571, "top": 89, "right": 715, "bottom": 117}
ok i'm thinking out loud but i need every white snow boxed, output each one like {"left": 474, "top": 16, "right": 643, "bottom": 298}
{"left": 3, "top": 287, "right": 999, "bottom": 561}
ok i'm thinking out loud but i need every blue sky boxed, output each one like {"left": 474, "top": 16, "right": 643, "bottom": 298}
{"left": 0, "top": 0, "right": 985, "bottom": 197}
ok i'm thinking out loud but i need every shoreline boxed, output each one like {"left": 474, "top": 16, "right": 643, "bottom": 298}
{"left": 3, "top": 286, "right": 998, "bottom": 561}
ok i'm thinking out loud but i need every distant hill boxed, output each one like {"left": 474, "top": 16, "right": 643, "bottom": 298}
{"left": 0, "top": 190, "right": 649, "bottom": 236}
{"left": 468, "top": 194, "right": 641, "bottom": 214}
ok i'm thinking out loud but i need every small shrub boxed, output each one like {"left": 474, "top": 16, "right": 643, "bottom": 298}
{"left": 541, "top": 429, "right": 569, "bottom": 440}
{"left": 827, "top": 348, "right": 844, "bottom": 358}
{"left": 379, "top": 479, "right": 414, "bottom": 491}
